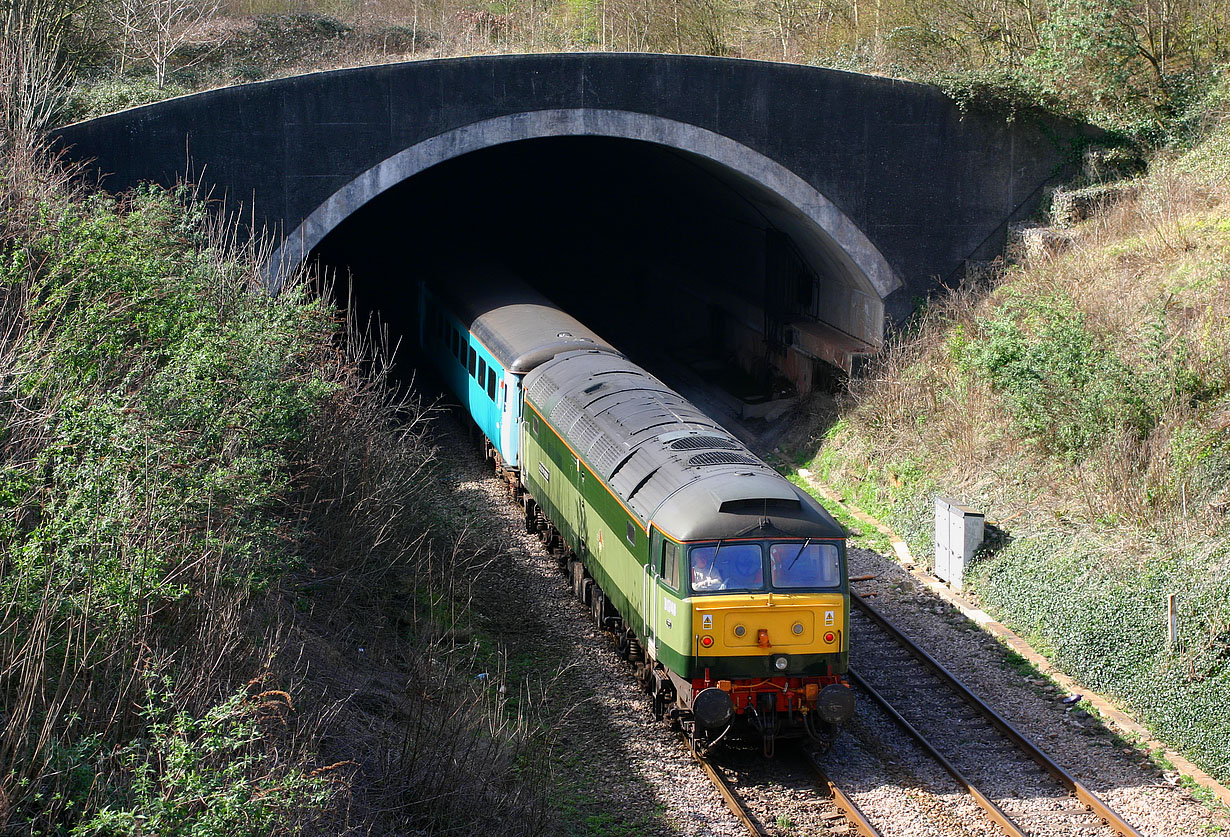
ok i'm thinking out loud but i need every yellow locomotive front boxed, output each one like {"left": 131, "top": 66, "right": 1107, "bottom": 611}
{"left": 672, "top": 536, "right": 854, "bottom": 752}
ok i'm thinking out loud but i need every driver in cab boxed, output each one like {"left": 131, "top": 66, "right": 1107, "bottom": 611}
{"left": 691, "top": 546, "right": 763, "bottom": 592}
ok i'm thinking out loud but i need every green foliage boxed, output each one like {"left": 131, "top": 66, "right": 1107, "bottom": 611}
{"left": 962, "top": 291, "right": 1152, "bottom": 459}
{"left": 0, "top": 184, "right": 343, "bottom": 831}
{"left": 72, "top": 681, "right": 332, "bottom": 836}
{"left": 1027, "top": 0, "right": 1147, "bottom": 118}
{"left": 65, "top": 76, "right": 193, "bottom": 120}
{"left": 0, "top": 187, "right": 335, "bottom": 626}
{"left": 968, "top": 533, "right": 1230, "bottom": 782}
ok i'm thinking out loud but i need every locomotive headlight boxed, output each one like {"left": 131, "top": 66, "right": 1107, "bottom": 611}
{"left": 792, "top": 622, "right": 804, "bottom": 635}
{"left": 733, "top": 624, "right": 746, "bottom": 638}
{"left": 773, "top": 655, "right": 789, "bottom": 672}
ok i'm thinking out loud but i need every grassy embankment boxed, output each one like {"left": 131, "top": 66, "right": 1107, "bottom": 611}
{"left": 0, "top": 158, "right": 557, "bottom": 834}
{"left": 799, "top": 83, "right": 1230, "bottom": 788}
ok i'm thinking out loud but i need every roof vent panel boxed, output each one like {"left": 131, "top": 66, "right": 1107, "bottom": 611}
{"left": 669, "top": 435, "right": 740, "bottom": 452}
{"left": 688, "top": 452, "right": 760, "bottom": 467}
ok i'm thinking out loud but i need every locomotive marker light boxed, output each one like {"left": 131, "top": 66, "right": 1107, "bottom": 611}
{"left": 733, "top": 624, "right": 746, "bottom": 638}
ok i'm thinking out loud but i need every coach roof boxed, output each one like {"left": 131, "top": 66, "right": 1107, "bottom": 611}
{"left": 427, "top": 262, "right": 620, "bottom": 373}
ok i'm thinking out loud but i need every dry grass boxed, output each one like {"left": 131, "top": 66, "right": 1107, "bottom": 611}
{"left": 0, "top": 142, "right": 557, "bottom": 832}
{"left": 831, "top": 109, "right": 1230, "bottom": 545}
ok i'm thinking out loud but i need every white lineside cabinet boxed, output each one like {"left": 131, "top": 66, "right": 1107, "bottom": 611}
{"left": 934, "top": 497, "right": 985, "bottom": 592}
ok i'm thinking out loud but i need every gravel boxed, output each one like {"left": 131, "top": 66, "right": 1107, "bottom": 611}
{"left": 847, "top": 546, "right": 1228, "bottom": 837}
{"left": 433, "top": 411, "right": 1227, "bottom": 837}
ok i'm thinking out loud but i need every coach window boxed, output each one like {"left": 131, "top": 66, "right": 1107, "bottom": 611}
{"left": 487, "top": 368, "right": 497, "bottom": 400}
{"left": 451, "top": 328, "right": 460, "bottom": 359}
{"left": 478, "top": 357, "right": 487, "bottom": 385}
{"left": 626, "top": 521, "right": 636, "bottom": 546}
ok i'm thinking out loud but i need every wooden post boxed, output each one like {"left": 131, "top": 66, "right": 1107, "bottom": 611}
{"left": 1168, "top": 594, "right": 1178, "bottom": 650}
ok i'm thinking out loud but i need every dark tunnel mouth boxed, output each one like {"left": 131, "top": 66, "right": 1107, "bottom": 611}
{"left": 296, "top": 113, "right": 896, "bottom": 396}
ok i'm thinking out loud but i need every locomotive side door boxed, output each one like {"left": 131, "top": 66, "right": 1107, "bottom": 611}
{"left": 644, "top": 529, "right": 663, "bottom": 659}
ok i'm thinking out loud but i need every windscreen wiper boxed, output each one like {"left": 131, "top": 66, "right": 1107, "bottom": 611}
{"left": 786, "top": 537, "right": 812, "bottom": 570}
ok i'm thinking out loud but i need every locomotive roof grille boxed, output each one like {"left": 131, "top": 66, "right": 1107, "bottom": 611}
{"left": 669, "top": 435, "right": 740, "bottom": 451}
{"left": 521, "top": 349, "right": 844, "bottom": 541}
{"left": 688, "top": 451, "right": 761, "bottom": 467}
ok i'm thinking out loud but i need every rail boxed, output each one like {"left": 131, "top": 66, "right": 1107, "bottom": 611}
{"left": 684, "top": 736, "right": 770, "bottom": 836}
{"left": 852, "top": 595, "right": 1144, "bottom": 837}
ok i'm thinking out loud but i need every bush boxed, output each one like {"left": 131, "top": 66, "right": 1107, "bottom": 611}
{"left": 962, "top": 290, "right": 1153, "bottom": 459}
{"left": 65, "top": 76, "right": 193, "bottom": 121}
{"left": 0, "top": 176, "right": 557, "bottom": 834}
{"left": 72, "top": 684, "right": 333, "bottom": 836}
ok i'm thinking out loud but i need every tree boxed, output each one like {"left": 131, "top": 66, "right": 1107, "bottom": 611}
{"left": 1, "top": 0, "right": 75, "bottom": 156}
{"left": 106, "top": 0, "right": 220, "bottom": 88}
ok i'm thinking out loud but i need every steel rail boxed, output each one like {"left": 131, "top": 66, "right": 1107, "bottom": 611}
{"left": 684, "top": 737, "right": 770, "bottom": 836}
{"left": 848, "top": 669, "right": 1026, "bottom": 837}
{"left": 805, "top": 754, "right": 886, "bottom": 837}
{"left": 852, "top": 596, "right": 1144, "bottom": 837}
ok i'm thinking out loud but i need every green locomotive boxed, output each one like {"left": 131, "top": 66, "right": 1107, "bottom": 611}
{"left": 420, "top": 268, "right": 855, "bottom": 750}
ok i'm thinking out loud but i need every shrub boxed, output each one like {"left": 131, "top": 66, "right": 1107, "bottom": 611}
{"left": 963, "top": 290, "right": 1153, "bottom": 459}
{"left": 72, "top": 683, "right": 334, "bottom": 836}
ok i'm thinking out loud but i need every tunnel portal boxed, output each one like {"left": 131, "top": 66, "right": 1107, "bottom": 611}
{"left": 53, "top": 53, "right": 1098, "bottom": 403}
{"left": 311, "top": 134, "right": 879, "bottom": 398}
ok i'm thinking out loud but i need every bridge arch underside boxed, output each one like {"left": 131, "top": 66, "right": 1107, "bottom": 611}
{"left": 309, "top": 132, "right": 889, "bottom": 397}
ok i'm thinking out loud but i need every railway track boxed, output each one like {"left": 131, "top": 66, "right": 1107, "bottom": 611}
{"left": 685, "top": 736, "right": 884, "bottom": 836}
{"left": 848, "top": 594, "right": 1144, "bottom": 837}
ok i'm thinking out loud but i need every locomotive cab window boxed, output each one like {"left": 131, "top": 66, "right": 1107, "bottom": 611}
{"left": 690, "top": 543, "right": 765, "bottom": 593}
{"left": 661, "top": 540, "right": 679, "bottom": 590}
{"left": 769, "top": 542, "right": 841, "bottom": 589}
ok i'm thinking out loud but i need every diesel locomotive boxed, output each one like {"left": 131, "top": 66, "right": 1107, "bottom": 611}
{"left": 418, "top": 266, "right": 855, "bottom": 752}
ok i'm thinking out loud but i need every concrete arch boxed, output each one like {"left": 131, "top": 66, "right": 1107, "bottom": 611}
{"left": 267, "top": 108, "right": 901, "bottom": 311}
